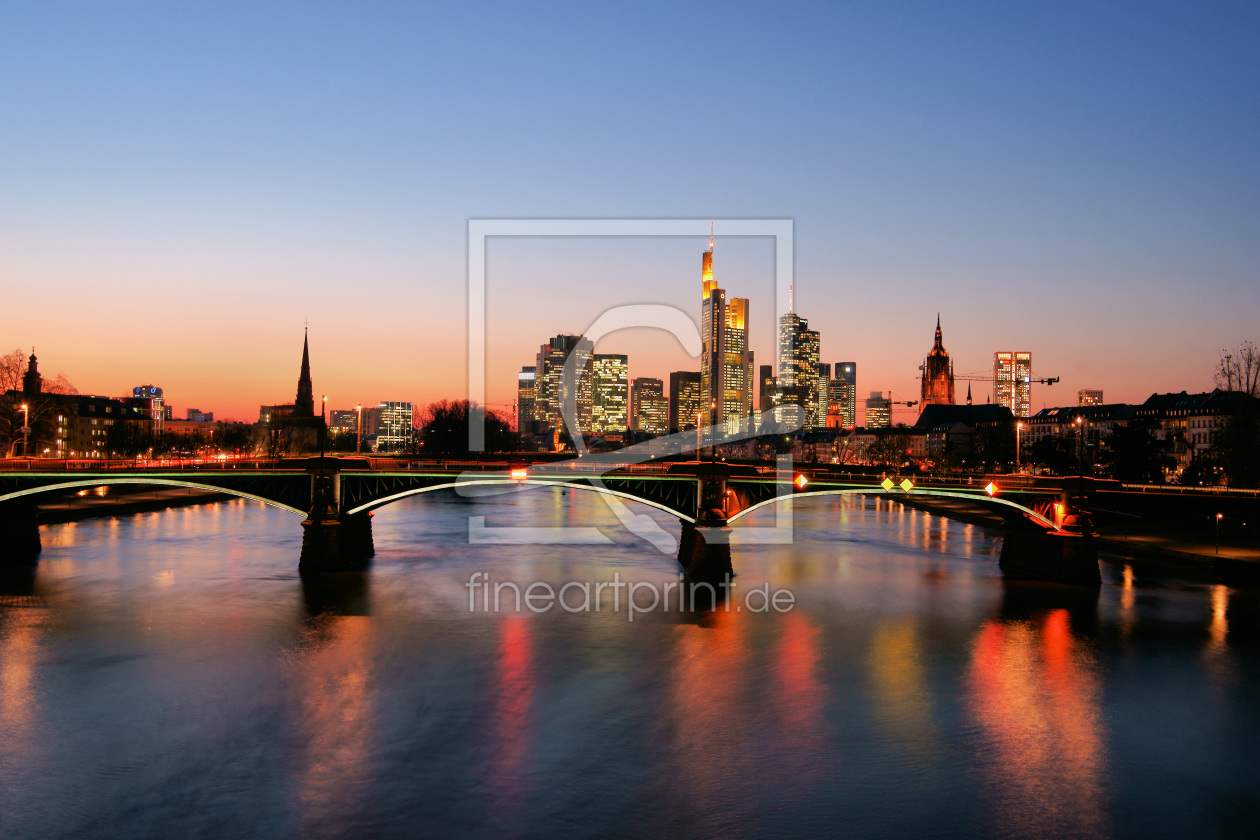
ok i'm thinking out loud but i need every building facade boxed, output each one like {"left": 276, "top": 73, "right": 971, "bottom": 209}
{"left": 993, "top": 351, "right": 1032, "bottom": 418}
{"left": 591, "top": 354, "right": 629, "bottom": 433}
{"left": 835, "top": 362, "right": 856, "bottom": 428}
{"left": 631, "top": 377, "right": 667, "bottom": 436}
{"left": 668, "top": 371, "right": 701, "bottom": 434}
{"left": 779, "top": 312, "right": 821, "bottom": 428}
{"left": 1079, "top": 389, "right": 1103, "bottom": 407}
{"left": 865, "top": 391, "right": 891, "bottom": 429}
{"left": 375, "top": 401, "right": 414, "bottom": 452}
{"left": 534, "top": 334, "right": 594, "bottom": 435}
{"left": 517, "top": 367, "right": 536, "bottom": 433}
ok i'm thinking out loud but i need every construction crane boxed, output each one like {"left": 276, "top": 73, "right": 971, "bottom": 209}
{"left": 952, "top": 374, "right": 1060, "bottom": 386}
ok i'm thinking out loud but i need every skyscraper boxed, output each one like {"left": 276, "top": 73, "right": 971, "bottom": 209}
{"left": 517, "top": 367, "right": 536, "bottom": 433}
{"left": 919, "top": 315, "right": 955, "bottom": 410}
{"left": 994, "top": 351, "right": 1032, "bottom": 418}
{"left": 758, "top": 364, "right": 775, "bottom": 415}
{"left": 591, "top": 355, "right": 629, "bottom": 433}
{"left": 668, "top": 371, "right": 701, "bottom": 433}
{"left": 699, "top": 230, "right": 754, "bottom": 435}
{"left": 865, "top": 391, "right": 891, "bottom": 429}
{"left": 533, "top": 335, "right": 594, "bottom": 434}
{"left": 631, "top": 377, "right": 667, "bottom": 436}
{"left": 816, "top": 363, "right": 831, "bottom": 429}
{"left": 1079, "top": 389, "right": 1103, "bottom": 407}
{"left": 778, "top": 310, "right": 821, "bottom": 428}
{"left": 836, "top": 362, "right": 856, "bottom": 428}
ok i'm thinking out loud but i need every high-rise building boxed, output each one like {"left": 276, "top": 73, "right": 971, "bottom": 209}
{"left": 816, "top": 363, "right": 831, "bottom": 428}
{"left": 376, "top": 401, "right": 414, "bottom": 452}
{"left": 919, "top": 315, "right": 955, "bottom": 410}
{"left": 517, "top": 367, "right": 536, "bottom": 433}
{"left": 669, "top": 371, "right": 701, "bottom": 433}
{"left": 836, "top": 363, "right": 856, "bottom": 428}
{"left": 1079, "top": 389, "right": 1103, "bottom": 407}
{"left": 591, "top": 355, "right": 629, "bottom": 433}
{"left": 129, "top": 385, "right": 165, "bottom": 434}
{"left": 994, "top": 351, "right": 1032, "bottom": 418}
{"left": 699, "top": 231, "right": 755, "bottom": 436}
{"left": 758, "top": 364, "right": 775, "bottom": 415}
{"left": 778, "top": 311, "right": 821, "bottom": 428}
{"left": 631, "top": 377, "right": 667, "bottom": 436}
{"left": 534, "top": 335, "right": 594, "bottom": 435}
{"left": 185, "top": 408, "right": 213, "bottom": 422}
{"left": 865, "top": 391, "right": 891, "bottom": 429}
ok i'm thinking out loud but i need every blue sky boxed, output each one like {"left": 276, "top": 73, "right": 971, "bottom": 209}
{"left": 2, "top": 1, "right": 1257, "bottom": 418}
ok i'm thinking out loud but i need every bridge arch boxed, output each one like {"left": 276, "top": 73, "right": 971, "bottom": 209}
{"left": 0, "top": 478, "right": 309, "bottom": 516}
{"left": 344, "top": 478, "right": 697, "bottom": 522}
{"left": 727, "top": 487, "right": 1058, "bottom": 530}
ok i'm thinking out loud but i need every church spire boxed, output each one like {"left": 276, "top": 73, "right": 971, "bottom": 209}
{"left": 294, "top": 328, "right": 314, "bottom": 417}
{"left": 966, "top": 383, "right": 972, "bottom": 405}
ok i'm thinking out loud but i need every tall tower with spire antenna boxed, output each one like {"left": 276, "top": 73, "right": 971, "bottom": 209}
{"left": 294, "top": 328, "right": 315, "bottom": 417}
{"left": 919, "top": 314, "right": 956, "bottom": 411}
{"left": 699, "top": 224, "right": 754, "bottom": 435}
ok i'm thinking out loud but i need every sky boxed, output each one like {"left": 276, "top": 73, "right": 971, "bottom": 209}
{"left": 2, "top": 1, "right": 1258, "bottom": 422}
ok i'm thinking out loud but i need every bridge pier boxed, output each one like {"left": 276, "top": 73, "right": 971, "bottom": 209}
{"left": 298, "top": 458, "right": 375, "bottom": 575}
{"left": 999, "top": 517, "right": 1101, "bottom": 587}
{"left": 676, "top": 509, "right": 734, "bottom": 581}
{"left": 0, "top": 504, "right": 41, "bottom": 565}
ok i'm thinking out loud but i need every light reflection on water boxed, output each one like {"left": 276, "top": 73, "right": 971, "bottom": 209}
{"left": 0, "top": 490, "right": 1255, "bottom": 839}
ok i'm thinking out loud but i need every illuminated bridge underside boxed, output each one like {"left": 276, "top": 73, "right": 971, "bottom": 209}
{"left": 0, "top": 472, "right": 1055, "bottom": 531}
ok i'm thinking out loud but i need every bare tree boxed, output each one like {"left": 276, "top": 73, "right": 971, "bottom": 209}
{"left": 1215, "top": 341, "right": 1260, "bottom": 396}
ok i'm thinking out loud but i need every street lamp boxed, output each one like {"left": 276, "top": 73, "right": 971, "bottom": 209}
{"left": 1216, "top": 513, "right": 1224, "bottom": 555}
{"left": 320, "top": 395, "right": 327, "bottom": 458}
{"left": 19, "top": 403, "right": 29, "bottom": 457}
{"left": 356, "top": 404, "right": 362, "bottom": 454}
{"left": 709, "top": 400, "right": 717, "bottom": 466}
{"left": 1016, "top": 421, "right": 1024, "bottom": 473}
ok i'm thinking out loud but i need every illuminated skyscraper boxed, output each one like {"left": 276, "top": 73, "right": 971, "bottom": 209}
{"left": 816, "top": 363, "right": 831, "bottom": 428}
{"left": 631, "top": 377, "right": 667, "bottom": 436}
{"left": 591, "top": 354, "right": 629, "bottom": 433}
{"left": 517, "top": 367, "right": 536, "bottom": 433}
{"left": 668, "top": 371, "right": 701, "bottom": 433}
{"left": 993, "top": 351, "right": 1032, "bottom": 418}
{"left": 778, "top": 309, "right": 821, "bottom": 428}
{"left": 919, "top": 315, "right": 955, "bottom": 410}
{"left": 836, "top": 362, "right": 856, "bottom": 428}
{"left": 534, "top": 335, "right": 594, "bottom": 434}
{"left": 1079, "top": 389, "right": 1103, "bottom": 407}
{"left": 865, "top": 391, "right": 891, "bottom": 429}
{"left": 700, "top": 228, "right": 754, "bottom": 435}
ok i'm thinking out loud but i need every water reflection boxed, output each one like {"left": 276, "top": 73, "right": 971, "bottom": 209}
{"left": 967, "top": 609, "right": 1108, "bottom": 837}
{"left": 486, "top": 616, "right": 535, "bottom": 824}
{"left": 291, "top": 576, "right": 377, "bottom": 838}
{"left": 868, "top": 619, "right": 937, "bottom": 752}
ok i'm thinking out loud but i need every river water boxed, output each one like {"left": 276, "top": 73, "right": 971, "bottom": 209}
{"left": 0, "top": 489, "right": 1256, "bottom": 839}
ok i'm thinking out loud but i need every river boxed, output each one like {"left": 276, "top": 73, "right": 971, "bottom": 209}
{"left": 0, "top": 489, "right": 1256, "bottom": 839}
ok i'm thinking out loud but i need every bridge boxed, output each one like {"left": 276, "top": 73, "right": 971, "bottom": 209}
{"left": 0, "top": 455, "right": 1133, "bottom": 584}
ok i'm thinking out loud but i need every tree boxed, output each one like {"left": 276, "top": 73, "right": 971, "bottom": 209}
{"left": 419, "top": 400, "right": 519, "bottom": 456}
{"left": 105, "top": 420, "right": 152, "bottom": 457}
{"left": 1025, "top": 435, "right": 1074, "bottom": 476}
{"left": 1215, "top": 341, "right": 1260, "bottom": 397}
{"left": 1209, "top": 394, "right": 1260, "bottom": 488}
{"left": 1098, "top": 419, "right": 1175, "bottom": 483}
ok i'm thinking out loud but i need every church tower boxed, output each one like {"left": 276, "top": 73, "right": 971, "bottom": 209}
{"left": 294, "top": 329, "right": 315, "bottom": 417}
{"left": 22, "top": 350, "right": 42, "bottom": 397}
{"left": 919, "top": 315, "right": 956, "bottom": 409}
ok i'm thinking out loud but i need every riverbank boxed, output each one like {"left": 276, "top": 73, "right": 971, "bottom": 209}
{"left": 37, "top": 487, "right": 233, "bottom": 524}
{"left": 894, "top": 495, "right": 1260, "bottom": 584}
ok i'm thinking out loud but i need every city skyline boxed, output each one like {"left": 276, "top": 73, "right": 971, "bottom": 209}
{"left": 3, "top": 5, "right": 1257, "bottom": 421}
